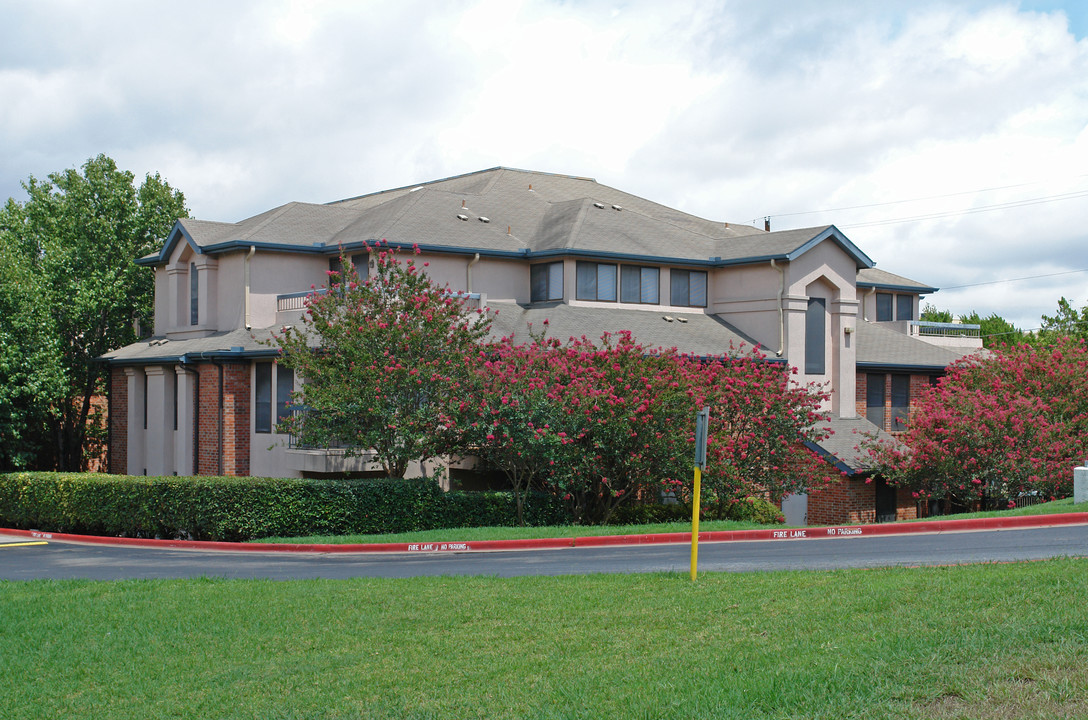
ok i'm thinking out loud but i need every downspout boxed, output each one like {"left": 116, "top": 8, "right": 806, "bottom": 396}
{"left": 244, "top": 245, "right": 256, "bottom": 330}
{"left": 862, "top": 286, "right": 876, "bottom": 322}
{"left": 466, "top": 252, "right": 481, "bottom": 293}
{"left": 177, "top": 361, "right": 200, "bottom": 476}
{"left": 770, "top": 259, "right": 785, "bottom": 357}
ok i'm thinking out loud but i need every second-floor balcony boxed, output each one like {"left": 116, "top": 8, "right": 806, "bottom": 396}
{"left": 908, "top": 320, "right": 983, "bottom": 349}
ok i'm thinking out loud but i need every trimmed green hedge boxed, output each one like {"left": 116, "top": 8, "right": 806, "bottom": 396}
{"left": 0, "top": 473, "right": 567, "bottom": 542}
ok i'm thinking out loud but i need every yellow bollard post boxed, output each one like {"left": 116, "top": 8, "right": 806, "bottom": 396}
{"left": 690, "top": 464, "right": 701, "bottom": 581}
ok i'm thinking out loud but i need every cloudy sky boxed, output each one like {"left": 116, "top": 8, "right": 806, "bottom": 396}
{"left": 2, "top": 0, "right": 1086, "bottom": 330}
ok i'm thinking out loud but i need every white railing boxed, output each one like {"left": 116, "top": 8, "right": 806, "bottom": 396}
{"left": 276, "top": 289, "right": 326, "bottom": 313}
{"left": 909, "top": 320, "right": 981, "bottom": 339}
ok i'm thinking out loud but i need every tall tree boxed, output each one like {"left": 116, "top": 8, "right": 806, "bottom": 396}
{"left": 866, "top": 338, "right": 1088, "bottom": 508}
{"left": 273, "top": 243, "right": 492, "bottom": 478}
{"left": 0, "top": 155, "right": 187, "bottom": 470}
{"left": 0, "top": 218, "right": 66, "bottom": 469}
{"left": 1035, "top": 297, "right": 1088, "bottom": 344}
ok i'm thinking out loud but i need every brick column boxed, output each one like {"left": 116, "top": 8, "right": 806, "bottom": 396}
{"left": 109, "top": 368, "right": 128, "bottom": 474}
{"left": 197, "top": 363, "right": 219, "bottom": 475}
{"left": 221, "top": 362, "right": 251, "bottom": 476}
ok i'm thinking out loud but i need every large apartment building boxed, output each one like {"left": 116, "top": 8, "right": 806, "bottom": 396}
{"left": 102, "top": 167, "right": 981, "bottom": 524}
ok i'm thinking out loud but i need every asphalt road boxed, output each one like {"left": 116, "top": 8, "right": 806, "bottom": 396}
{"left": 2, "top": 525, "right": 1086, "bottom": 580}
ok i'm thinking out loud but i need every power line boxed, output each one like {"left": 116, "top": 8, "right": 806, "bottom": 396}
{"left": 941, "top": 267, "right": 1088, "bottom": 290}
{"left": 764, "top": 173, "right": 1088, "bottom": 220}
{"left": 840, "top": 189, "right": 1088, "bottom": 229}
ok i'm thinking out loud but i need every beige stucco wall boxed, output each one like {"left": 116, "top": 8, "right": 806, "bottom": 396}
{"left": 710, "top": 263, "right": 784, "bottom": 352}
{"left": 785, "top": 242, "right": 859, "bottom": 417}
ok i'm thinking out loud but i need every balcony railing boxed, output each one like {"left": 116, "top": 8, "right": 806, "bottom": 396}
{"left": 277, "top": 289, "right": 327, "bottom": 313}
{"left": 909, "top": 320, "right": 982, "bottom": 339}
{"left": 286, "top": 406, "right": 353, "bottom": 450}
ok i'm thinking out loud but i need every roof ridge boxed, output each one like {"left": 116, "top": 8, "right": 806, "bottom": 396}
{"left": 362, "top": 190, "right": 426, "bottom": 241}
{"left": 326, "top": 167, "right": 601, "bottom": 206}
{"left": 564, "top": 197, "right": 594, "bottom": 250}
{"left": 236, "top": 202, "right": 303, "bottom": 243}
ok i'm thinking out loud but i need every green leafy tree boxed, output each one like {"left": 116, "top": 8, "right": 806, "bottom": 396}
{"left": 273, "top": 243, "right": 492, "bottom": 478}
{"left": 0, "top": 227, "right": 66, "bottom": 469}
{"left": 920, "top": 304, "right": 1023, "bottom": 348}
{"left": 0, "top": 155, "right": 187, "bottom": 470}
{"left": 1035, "top": 297, "right": 1088, "bottom": 344}
{"left": 866, "top": 338, "right": 1088, "bottom": 508}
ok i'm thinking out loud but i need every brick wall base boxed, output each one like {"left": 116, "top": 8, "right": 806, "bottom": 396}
{"left": 808, "top": 477, "right": 918, "bottom": 525}
{"left": 196, "top": 362, "right": 251, "bottom": 476}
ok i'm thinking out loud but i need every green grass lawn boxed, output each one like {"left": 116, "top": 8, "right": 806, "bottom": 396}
{"left": 255, "top": 497, "right": 1088, "bottom": 545}
{"left": 2, "top": 559, "right": 1086, "bottom": 719}
{"left": 906, "top": 496, "right": 1088, "bottom": 522}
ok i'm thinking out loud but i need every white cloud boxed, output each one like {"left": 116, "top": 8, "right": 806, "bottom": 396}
{"left": 1, "top": 0, "right": 1086, "bottom": 328}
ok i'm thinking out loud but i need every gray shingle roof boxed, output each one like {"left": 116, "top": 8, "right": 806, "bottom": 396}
{"left": 855, "top": 321, "right": 980, "bottom": 370}
{"left": 101, "top": 327, "right": 280, "bottom": 364}
{"left": 486, "top": 301, "right": 763, "bottom": 357}
{"left": 144, "top": 167, "right": 874, "bottom": 270}
{"left": 809, "top": 415, "right": 901, "bottom": 474}
{"left": 856, "top": 267, "right": 938, "bottom": 293}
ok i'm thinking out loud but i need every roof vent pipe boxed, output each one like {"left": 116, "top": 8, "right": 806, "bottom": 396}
{"left": 770, "top": 258, "right": 785, "bottom": 357}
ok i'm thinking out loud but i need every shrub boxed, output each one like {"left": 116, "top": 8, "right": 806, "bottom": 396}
{"left": 0, "top": 472, "right": 566, "bottom": 541}
{"left": 720, "top": 496, "right": 785, "bottom": 525}
{"left": 608, "top": 501, "right": 691, "bottom": 526}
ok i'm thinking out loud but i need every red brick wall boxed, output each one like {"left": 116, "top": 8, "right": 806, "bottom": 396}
{"left": 807, "top": 478, "right": 918, "bottom": 525}
{"left": 222, "top": 363, "right": 250, "bottom": 476}
{"left": 109, "top": 368, "right": 127, "bottom": 474}
{"left": 895, "top": 487, "right": 918, "bottom": 521}
{"left": 855, "top": 372, "right": 938, "bottom": 434}
{"left": 809, "top": 478, "right": 876, "bottom": 525}
{"left": 197, "top": 363, "right": 219, "bottom": 475}
{"left": 195, "top": 362, "right": 251, "bottom": 476}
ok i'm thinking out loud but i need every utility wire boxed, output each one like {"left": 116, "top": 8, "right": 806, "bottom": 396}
{"left": 941, "top": 267, "right": 1088, "bottom": 290}
{"left": 840, "top": 189, "right": 1088, "bottom": 229}
{"left": 764, "top": 173, "right": 1088, "bottom": 220}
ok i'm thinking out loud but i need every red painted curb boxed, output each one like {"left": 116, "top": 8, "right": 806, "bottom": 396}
{"left": 2, "top": 512, "right": 1085, "bottom": 554}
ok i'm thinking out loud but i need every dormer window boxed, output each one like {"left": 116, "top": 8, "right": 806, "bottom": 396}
{"left": 530, "top": 262, "right": 563, "bottom": 302}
